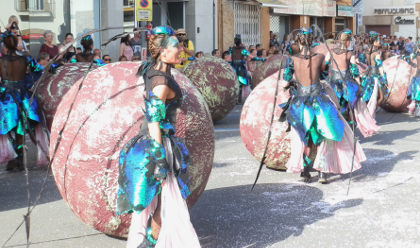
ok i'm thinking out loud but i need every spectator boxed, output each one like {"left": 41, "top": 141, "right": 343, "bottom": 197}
{"left": 38, "top": 52, "right": 50, "bottom": 67}
{"left": 131, "top": 55, "right": 141, "bottom": 61}
{"left": 248, "top": 45, "right": 255, "bottom": 51}
{"left": 58, "top": 33, "right": 76, "bottom": 63}
{"left": 398, "top": 37, "right": 405, "bottom": 51}
{"left": 119, "top": 55, "right": 128, "bottom": 61}
{"left": 102, "top": 54, "right": 112, "bottom": 64}
{"left": 195, "top": 51, "right": 204, "bottom": 59}
{"left": 174, "top": 28, "right": 194, "bottom": 70}
{"left": 7, "top": 20, "right": 29, "bottom": 56}
{"left": 39, "top": 30, "right": 59, "bottom": 59}
{"left": 76, "top": 47, "right": 82, "bottom": 54}
{"left": 93, "top": 48, "right": 101, "bottom": 58}
{"left": 256, "top": 44, "right": 261, "bottom": 51}
{"left": 247, "top": 49, "right": 257, "bottom": 72}
{"left": 120, "top": 34, "right": 133, "bottom": 61}
{"left": 222, "top": 50, "right": 231, "bottom": 62}
{"left": 130, "top": 28, "right": 143, "bottom": 58}
{"left": 212, "top": 49, "right": 221, "bottom": 58}
{"left": 270, "top": 34, "right": 280, "bottom": 49}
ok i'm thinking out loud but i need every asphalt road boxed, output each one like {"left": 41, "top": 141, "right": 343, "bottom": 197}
{"left": 1, "top": 106, "right": 420, "bottom": 248}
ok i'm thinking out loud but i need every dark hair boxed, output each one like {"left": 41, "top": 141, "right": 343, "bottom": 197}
{"left": 121, "top": 34, "right": 130, "bottom": 45}
{"left": 76, "top": 47, "right": 82, "bottom": 51}
{"left": 222, "top": 51, "right": 230, "bottom": 59}
{"left": 81, "top": 36, "right": 93, "bottom": 52}
{"left": 38, "top": 52, "right": 50, "bottom": 61}
{"left": 211, "top": 49, "right": 219, "bottom": 56}
{"left": 257, "top": 50, "right": 263, "bottom": 57}
{"left": 102, "top": 54, "right": 110, "bottom": 60}
{"left": 138, "top": 32, "right": 175, "bottom": 76}
{"left": 65, "top": 33, "right": 73, "bottom": 38}
{"left": 119, "top": 55, "right": 127, "bottom": 61}
{"left": 195, "top": 51, "right": 204, "bottom": 57}
{"left": 3, "top": 35, "right": 18, "bottom": 54}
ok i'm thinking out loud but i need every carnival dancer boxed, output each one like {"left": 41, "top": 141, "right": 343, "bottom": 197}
{"left": 325, "top": 29, "right": 379, "bottom": 137}
{"left": 230, "top": 34, "right": 250, "bottom": 104}
{"left": 75, "top": 35, "right": 95, "bottom": 62}
{"left": 361, "top": 31, "right": 388, "bottom": 117}
{"left": 116, "top": 26, "right": 200, "bottom": 248}
{"left": 0, "top": 31, "right": 49, "bottom": 170}
{"left": 280, "top": 28, "right": 366, "bottom": 183}
{"left": 72, "top": 35, "right": 106, "bottom": 66}
{"left": 407, "top": 40, "right": 420, "bottom": 116}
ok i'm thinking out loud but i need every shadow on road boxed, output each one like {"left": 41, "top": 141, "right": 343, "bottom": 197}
{"left": 0, "top": 169, "right": 61, "bottom": 212}
{"left": 191, "top": 183, "right": 362, "bottom": 248}
{"left": 361, "top": 128, "right": 420, "bottom": 146}
{"left": 326, "top": 148, "right": 417, "bottom": 184}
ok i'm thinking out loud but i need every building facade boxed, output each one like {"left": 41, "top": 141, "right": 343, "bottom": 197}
{"left": 362, "top": 0, "right": 420, "bottom": 37}
{"left": 217, "top": 0, "right": 356, "bottom": 53}
{"left": 1, "top": 0, "right": 123, "bottom": 60}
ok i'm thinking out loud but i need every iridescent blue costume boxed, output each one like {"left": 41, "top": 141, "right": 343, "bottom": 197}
{"left": 408, "top": 51, "right": 420, "bottom": 116}
{"left": 280, "top": 58, "right": 344, "bottom": 146}
{"left": 362, "top": 54, "right": 388, "bottom": 102}
{"left": 328, "top": 65, "right": 361, "bottom": 115}
{"left": 0, "top": 55, "right": 43, "bottom": 136}
{"left": 116, "top": 68, "right": 190, "bottom": 215}
{"left": 230, "top": 47, "right": 249, "bottom": 86}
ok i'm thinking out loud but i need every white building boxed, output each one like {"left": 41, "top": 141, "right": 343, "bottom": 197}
{"left": 362, "top": 0, "right": 420, "bottom": 38}
{"left": 1, "top": 0, "right": 126, "bottom": 60}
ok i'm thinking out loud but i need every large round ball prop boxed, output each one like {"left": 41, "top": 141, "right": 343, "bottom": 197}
{"left": 50, "top": 62, "right": 214, "bottom": 237}
{"left": 37, "top": 63, "right": 98, "bottom": 129}
{"left": 381, "top": 56, "right": 417, "bottom": 112}
{"left": 240, "top": 71, "right": 291, "bottom": 170}
{"left": 183, "top": 56, "right": 238, "bottom": 122}
{"left": 251, "top": 55, "right": 285, "bottom": 89}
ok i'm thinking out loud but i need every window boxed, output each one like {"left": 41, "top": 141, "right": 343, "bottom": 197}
{"left": 16, "top": 0, "right": 48, "bottom": 11}
{"left": 234, "top": 2, "right": 261, "bottom": 47}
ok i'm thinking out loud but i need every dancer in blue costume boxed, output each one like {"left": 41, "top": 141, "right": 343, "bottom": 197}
{"left": 116, "top": 26, "right": 200, "bottom": 248}
{"left": 0, "top": 31, "right": 48, "bottom": 170}
{"left": 325, "top": 29, "right": 361, "bottom": 117}
{"left": 280, "top": 28, "right": 366, "bottom": 183}
{"left": 325, "top": 29, "right": 379, "bottom": 137}
{"left": 230, "top": 34, "right": 249, "bottom": 104}
{"left": 408, "top": 40, "right": 420, "bottom": 116}
{"left": 361, "top": 31, "right": 387, "bottom": 114}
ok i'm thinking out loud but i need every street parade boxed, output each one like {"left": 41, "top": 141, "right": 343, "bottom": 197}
{"left": 1, "top": 0, "right": 420, "bottom": 247}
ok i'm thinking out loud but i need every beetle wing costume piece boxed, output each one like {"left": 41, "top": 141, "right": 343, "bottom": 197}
{"left": 280, "top": 55, "right": 366, "bottom": 174}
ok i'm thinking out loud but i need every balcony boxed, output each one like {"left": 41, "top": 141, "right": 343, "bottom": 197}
{"left": 15, "top": 0, "right": 54, "bottom": 17}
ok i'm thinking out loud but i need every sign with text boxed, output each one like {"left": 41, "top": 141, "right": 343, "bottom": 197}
{"left": 273, "top": 0, "right": 336, "bottom": 17}
{"left": 136, "top": 0, "right": 153, "bottom": 22}
{"left": 337, "top": 5, "right": 353, "bottom": 17}
{"left": 374, "top": 7, "right": 415, "bottom": 15}
{"left": 394, "top": 16, "right": 415, "bottom": 25}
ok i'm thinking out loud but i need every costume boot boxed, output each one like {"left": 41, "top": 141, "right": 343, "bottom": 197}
{"left": 137, "top": 227, "right": 156, "bottom": 248}
{"left": 300, "top": 155, "right": 312, "bottom": 183}
{"left": 318, "top": 172, "right": 329, "bottom": 184}
{"left": 6, "top": 146, "right": 23, "bottom": 171}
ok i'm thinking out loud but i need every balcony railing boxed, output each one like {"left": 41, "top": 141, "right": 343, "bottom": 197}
{"left": 15, "top": 0, "right": 53, "bottom": 12}
{"left": 123, "top": 0, "right": 135, "bottom": 8}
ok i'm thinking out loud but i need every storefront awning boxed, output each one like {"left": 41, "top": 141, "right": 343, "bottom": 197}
{"left": 256, "top": 0, "right": 288, "bottom": 8}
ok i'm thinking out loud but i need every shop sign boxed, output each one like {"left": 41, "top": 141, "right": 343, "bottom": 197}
{"left": 394, "top": 16, "right": 415, "bottom": 25}
{"left": 337, "top": 5, "right": 353, "bottom": 17}
{"left": 374, "top": 7, "right": 415, "bottom": 15}
{"left": 272, "top": 0, "right": 336, "bottom": 17}
{"left": 136, "top": 0, "right": 153, "bottom": 22}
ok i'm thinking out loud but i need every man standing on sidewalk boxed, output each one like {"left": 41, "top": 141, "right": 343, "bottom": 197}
{"left": 174, "top": 28, "right": 194, "bottom": 70}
